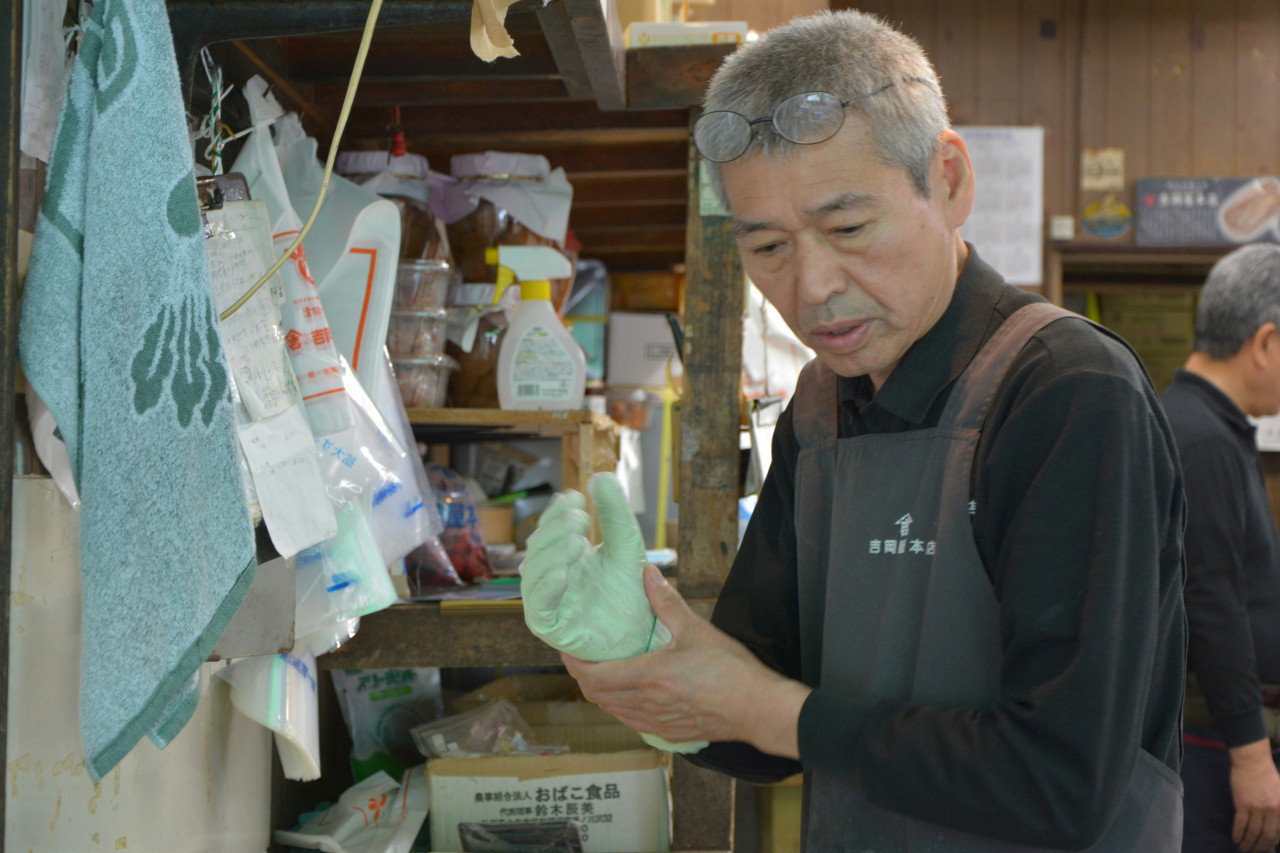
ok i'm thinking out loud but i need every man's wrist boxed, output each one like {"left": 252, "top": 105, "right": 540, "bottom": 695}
{"left": 740, "top": 675, "right": 812, "bottom": 760}
{"left": 1229, "top": 737, "right": 1275, "bottom": 767}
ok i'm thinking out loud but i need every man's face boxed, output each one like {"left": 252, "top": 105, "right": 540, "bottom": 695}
{"left": 720, "top": 117, "right": 973, "bottom": 387}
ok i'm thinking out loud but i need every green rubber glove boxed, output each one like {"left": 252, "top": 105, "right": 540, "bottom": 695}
{"left": 521, "top": 472, "right": 706, "bottom": 753}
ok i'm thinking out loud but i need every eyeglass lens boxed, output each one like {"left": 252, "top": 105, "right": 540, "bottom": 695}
{"left": 693, "top": 111, "right": 755, "bottom": 163}
{"left": 773, "top": 92, "right": 846, "bottom": 145}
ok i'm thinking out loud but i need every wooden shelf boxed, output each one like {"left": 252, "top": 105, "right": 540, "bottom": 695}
{"left": 317, "top": 598, "right": 715, "bottom": 671}
{"left": 408, "top": 407, "right": 621, "bottom": 499}
{"left": 406, "top": 407, "right": 617, "bottom": 436}
{"left": 1047, "top": 242, "right": 1232, "bottom": 296}
{"left": 318, "top": 603, "right": 559, "bottom": 669}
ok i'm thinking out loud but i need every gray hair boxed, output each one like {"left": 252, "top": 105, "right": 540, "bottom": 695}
{"left": 1195, "top": 243, "right": 1280, "bottom": 359}
{"left": 701, "top": 10, "right": 950, "bottom": 210}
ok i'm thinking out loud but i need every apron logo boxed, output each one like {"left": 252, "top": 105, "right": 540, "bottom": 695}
{"left": 870, "top": 511, "right": 935, "bottom": 556}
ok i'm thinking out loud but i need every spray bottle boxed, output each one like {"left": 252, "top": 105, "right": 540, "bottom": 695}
{"left": 491, "top": 245, "right": 586, "bottom": 410}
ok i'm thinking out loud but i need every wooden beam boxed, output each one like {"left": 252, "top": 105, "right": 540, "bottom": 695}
{"left": 536, "top": 0, "right": 596, "bottom": 100}
{"left": 390, "top": 126, "right": 687, "bottom": 148}
{"left": 678, "top": 122, "right": 743, "bottom": 601}
{"left": 354, "top": 101, "right": 688, "bottom": 132}
{"left": 559, "top": 0, "right": 628, "bottom": 110}
{"left": 627, "top": 43, "right": 736, "bottom": 110}
{"left": 232, "top": 40, "right": 336, "bottom": 135}
{"left": 672, "top": 761, "right": 735, "bottom": 850}
{"left": 410, "top": 140, "right": 688, "bottom": 173}
{"left": 322, "top": 78, "right": 574, "bottom": 109}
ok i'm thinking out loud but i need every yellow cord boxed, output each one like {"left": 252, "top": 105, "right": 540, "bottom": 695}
{"left": 219, "top": 0, "right": 384, "bottom": 321}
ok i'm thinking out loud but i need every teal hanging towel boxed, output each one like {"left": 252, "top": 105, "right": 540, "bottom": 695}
{"left": 19, "top": 0, "right": 255, "bottom": 781}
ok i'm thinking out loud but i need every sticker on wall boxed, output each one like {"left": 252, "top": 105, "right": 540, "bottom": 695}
{"left": 1081, "top": 192, "right": 1133, "bottom": 239}
{"left": 1081, "top": 147, "right": 1125, "bottom": 192}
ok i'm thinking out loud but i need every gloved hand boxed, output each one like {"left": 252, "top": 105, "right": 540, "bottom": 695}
{"left": 521, "top": 472, "right": 706, "bottom": 753}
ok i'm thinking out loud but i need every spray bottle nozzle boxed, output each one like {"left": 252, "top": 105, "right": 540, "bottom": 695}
{"left": 487, "top": 245, "right": 573, "bottom": 304}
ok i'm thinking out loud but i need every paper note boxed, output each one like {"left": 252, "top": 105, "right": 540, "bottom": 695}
{"left": 207, "top": 201, "right": 303, "bottom": 421}
{"left": 237, "top": 405, "right": 337, "bottom": 558}
{"left": 956, "top": 126, "right": 1045, "bottom": 286}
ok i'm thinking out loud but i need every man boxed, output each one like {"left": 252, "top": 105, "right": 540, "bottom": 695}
{"left": 1162, "top": 244, "right": 1280, "bottom": 853}
{"left": 524, "top": 10, "right": 1186, "bottom": 850}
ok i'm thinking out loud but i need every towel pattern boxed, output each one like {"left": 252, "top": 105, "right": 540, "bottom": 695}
{"left": 19, "top": 0, "right": 255, "bottom": 781}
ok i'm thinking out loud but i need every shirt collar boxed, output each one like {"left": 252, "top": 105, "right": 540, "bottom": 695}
{"left": 837, "top": 245, "right": 1028, "bottom": 427}
{"left": 1169, "top": 368, "right": 1256, "bottom": 439}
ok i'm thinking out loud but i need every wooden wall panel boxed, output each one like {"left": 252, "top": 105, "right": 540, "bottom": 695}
{"left": 976, "top": 0, "right": 1022, "bottom": 124}
{"left": 931, "top": 0, "right": 979, "bottom": 125}
{"left": 823, "top": 0, "right": 1280, "bottom": 226}
{"left": 1106, "top": 1, "right": 1151, "bottom": 185}
{"left": 1191, "top": 0, "right": 1238, "bottom": 175}
{"left": 1149, "top": 0, "right": 1195, "bottom": 176}
{"left": 1021, "top": 0, "right": 1070, "bottom": 225}
{"left": 1235, "top": 0, "right": 1280, "bottom": 174}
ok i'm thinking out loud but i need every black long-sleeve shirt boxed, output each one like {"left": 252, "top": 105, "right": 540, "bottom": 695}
{"left": 1162, "top": 369, "right": 1280, "bottom": 747}
{"left": 687, "top": 249, "right": 1187, "bottom": 849}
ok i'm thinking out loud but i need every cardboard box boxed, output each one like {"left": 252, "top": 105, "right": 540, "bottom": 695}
{"left": 607, "top": 311, "right": 682, "bottom": 389}
{"left": 1136, "top": 177, "right": 1280, "bottom": 245}
{"left": 426, "top": 703, "right": 670, "bottom": 852}
{"left": 626, "top": 21, "right": 747, "bottom": 47}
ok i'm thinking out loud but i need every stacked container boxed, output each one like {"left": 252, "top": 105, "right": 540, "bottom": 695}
{"left": 337, "top": 151, "right": 461, "bottom": 408}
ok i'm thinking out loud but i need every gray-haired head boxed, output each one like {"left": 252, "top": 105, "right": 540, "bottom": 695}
{"left": 700, "top": 10, "right": 950, "bottom": 210}
{"left": 1195, "top": 243, "right": 1280, "bottom": 359}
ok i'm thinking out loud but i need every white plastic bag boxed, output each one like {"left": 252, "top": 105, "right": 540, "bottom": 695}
{"left": 279, "top": 125, "right": 400, "bottom": 395}
{"left": 274, "top": 766, "right": 429, "bottom": 853}
{"left": 230, "top": 76, "right": 352, "bottom": 437}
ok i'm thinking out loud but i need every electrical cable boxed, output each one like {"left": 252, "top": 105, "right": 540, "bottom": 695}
{"left": 218, "top": 0, "right": 384, "bottom": 321}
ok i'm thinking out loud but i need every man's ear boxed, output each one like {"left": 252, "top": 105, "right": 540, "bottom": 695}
{"left": 1249, "top": 322, "right": 1280, "bottom": 369}
{"left": 935, "top": 130, "right": 975, "bottom": 230}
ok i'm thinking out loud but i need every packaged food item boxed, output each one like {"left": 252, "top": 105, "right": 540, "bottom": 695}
{"left": 440, "top": 150, "right": 576, "bottom": 309}
{"left": 427, "top": 464, "right": 494, "bottom": 582}
{"left": 331, "top": 667, "right": 444, "bottom": 782}
{"left": 392, "top": 354, "right": 459, "bottom": 409}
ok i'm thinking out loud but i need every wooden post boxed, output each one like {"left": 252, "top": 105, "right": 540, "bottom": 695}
{"left": 673, "top": 117, "right": 741, "bottom": 853}
{"left": 677, "top": 121, "right": 743, "bottom": 603}
{"left": 0, "top": 0, "right": 20, "bottom": 821}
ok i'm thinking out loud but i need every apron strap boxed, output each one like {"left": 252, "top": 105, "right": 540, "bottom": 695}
{"left": 938, "top": 302, "right": 1077, "bottom": 432}
{"left": 792, "top": 356, "right": 840, "bottom": 449}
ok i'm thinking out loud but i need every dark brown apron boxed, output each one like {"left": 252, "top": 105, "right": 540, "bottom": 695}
{"left": 791, "top": 302, "right": 1182, "bottom": 852}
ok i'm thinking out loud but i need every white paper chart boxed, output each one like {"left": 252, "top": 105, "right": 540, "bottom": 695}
{"left": 956, "top": 126, "right": 1045, "bottom": 286}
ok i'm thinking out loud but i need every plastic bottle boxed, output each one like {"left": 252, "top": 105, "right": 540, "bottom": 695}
{"left": 491, "top": 246, "right": 586, "bottom": 411}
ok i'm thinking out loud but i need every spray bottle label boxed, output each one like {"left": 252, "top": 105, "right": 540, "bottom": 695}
{"left": 511, "top": 324, "right": 578, "bottom": 400}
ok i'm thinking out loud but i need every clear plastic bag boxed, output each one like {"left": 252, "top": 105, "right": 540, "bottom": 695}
{"left": 216, "top": 650, "right": 321, "bottom": 781}
{"left": 294, "top": 502, "right": 397, "bottom": 648}
{"left": 427, "top": 464, "right": 495, "bottom": 583}
{"left": 331, "top": 667, "right": 444, "bottom": 782}
{"left": 409, "top": 698, "right": 566, "bottom": 759}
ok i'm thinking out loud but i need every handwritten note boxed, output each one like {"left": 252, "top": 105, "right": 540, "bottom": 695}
{"left": 206, "top": 200, "right": 302, "bottom": 421}
{"left": 237, "top": 405, "right": 337, "bottom": 558}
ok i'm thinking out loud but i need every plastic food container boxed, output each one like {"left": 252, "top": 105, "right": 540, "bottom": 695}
{"left": 395, "top": 259, "right": 457, "bottom": 311}
{"left": 393, "top": 354, "right": 459, "bottom": 409}
{"left": 386, "top": 309, "right": 448, "bottom": 359}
